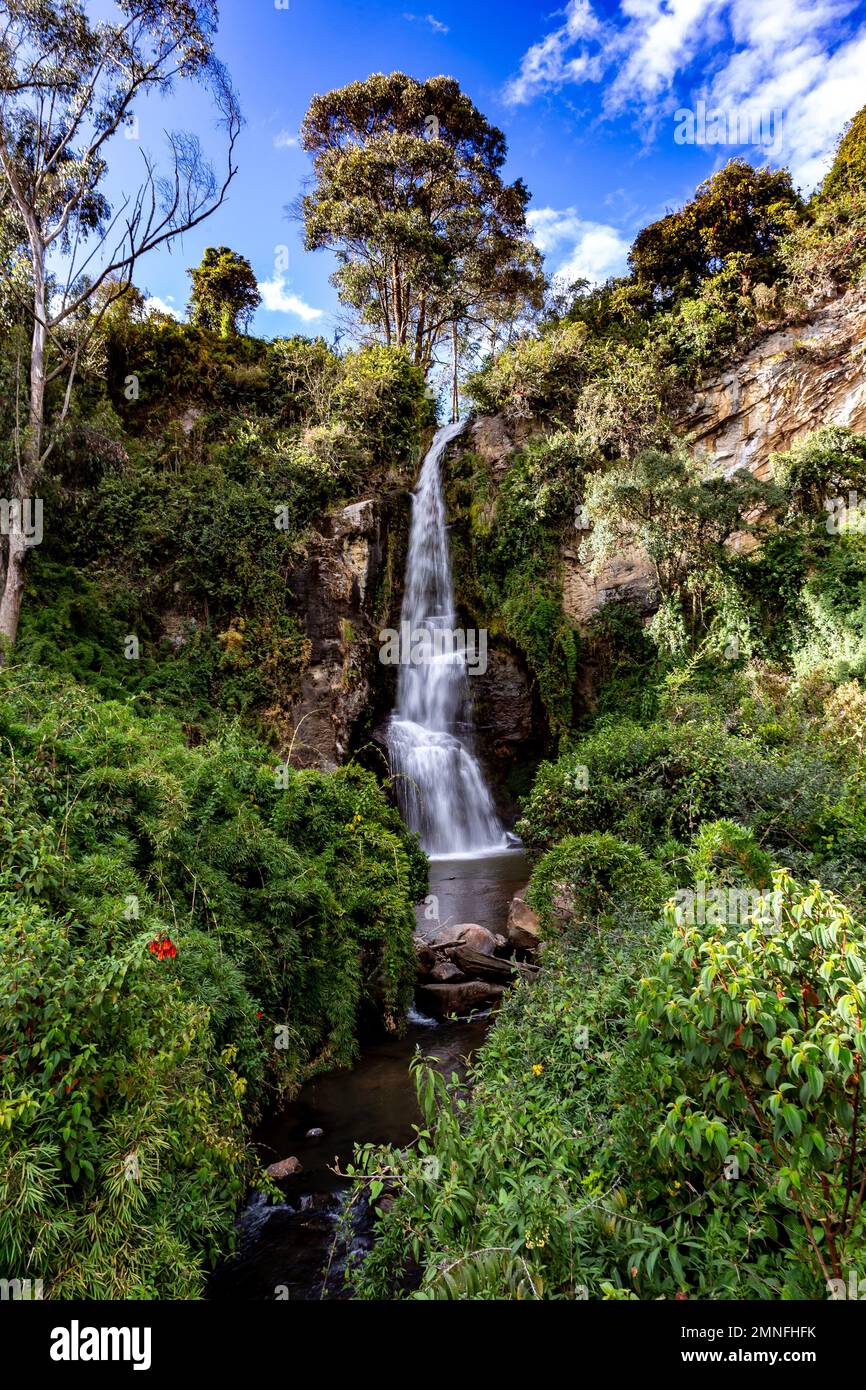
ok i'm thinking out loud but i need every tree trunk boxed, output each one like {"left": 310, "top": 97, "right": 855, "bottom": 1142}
{"left": 451, "top": 321, "right": 459, "bottom": 422}
{"left": 0, "top": 245, "right": 46, "bottom": 659}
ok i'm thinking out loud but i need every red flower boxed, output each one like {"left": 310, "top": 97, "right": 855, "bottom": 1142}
{"left": 147, "top": 933, "right": 177, "bottom": 961}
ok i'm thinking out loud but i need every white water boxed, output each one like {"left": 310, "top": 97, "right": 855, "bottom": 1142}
{"left": 386, "top": 420, "right": 508, "bottom": 858}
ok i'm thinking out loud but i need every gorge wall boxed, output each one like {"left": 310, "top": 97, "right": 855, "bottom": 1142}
{"left": 285, "top": 284, "right": 866, "bottom": 769}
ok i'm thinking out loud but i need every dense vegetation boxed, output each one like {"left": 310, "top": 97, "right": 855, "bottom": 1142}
{"left": 2, "top": 10, "right": 866, "bottom": 1300}
{"left": 347, "top": 110, "right": 866, "bottom": 1301}
{"left": 0, "top": 667, "right": 424, "bottom": 1295}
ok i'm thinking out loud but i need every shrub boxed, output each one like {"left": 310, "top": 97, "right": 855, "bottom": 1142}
{"left": 635, "top": 871, "right": 866, "bottom": 1291}
{"left": 526, "top": 833, "right": 671, "bottom": 934}
{"left": 0, "top": 665, "right": 424, "bottom": 1296}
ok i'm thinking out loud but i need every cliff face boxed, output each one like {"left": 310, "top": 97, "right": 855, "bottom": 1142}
{"left": 683, "top": 285, "right": 866, "bottom": 481}
{"left": 563, "top": 284, "right": 866, "bottom": 624}
{"left": 286, "top": 492, "right": 409, "bottom": 769}
{"left": 287, "top": 285, "right": 866, "bottom": 768}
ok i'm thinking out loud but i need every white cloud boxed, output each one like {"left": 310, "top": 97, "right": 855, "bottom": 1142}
{"left": 503, "top": 0, "right": 606, "bottom": 106}
{"left": 258, "top": 275, "right": 323, "bottom": 322}
{"left": 504, "top": 0, "right": 866, "bottom": 189}
{"left": 273, "top": 130, "right": 299, "bottom": 149}
{"left": 144, "top": 295, "right": 182, "bottom": 320}
{"left": 403, "top": 12, "right": 449, "bottom": 35}
{"left": 528, "top": 207, "right": 630, "bottom": 286}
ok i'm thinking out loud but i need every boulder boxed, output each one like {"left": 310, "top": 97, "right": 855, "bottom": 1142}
{"left": 414, "top": 940, "right": 436, "bottom": 978}
{"left": 455, "top": 924, "right": 500, "bottom": 955}
{"left": 430, "top": 959, "right": 464, "bottom": 983}
{"left": 417, "top": 981, "right": 505, "bottom": 1019}
{"left": 416, "top": 921, "right": 499, "bottom": 954}
{"left": 507, "top": 894, "right": 541, "bottom": 953}
{"left": 266, "top": 1156, "right": 302, "bottom": 1179}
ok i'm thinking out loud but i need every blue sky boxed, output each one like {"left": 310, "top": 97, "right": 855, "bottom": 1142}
{"left": 106, "top": 0, "right": 866, "bottom": 340}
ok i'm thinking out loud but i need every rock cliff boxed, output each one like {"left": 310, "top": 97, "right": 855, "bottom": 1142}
{"left": 286, "top": 285, "right": 866, "bottom": 768}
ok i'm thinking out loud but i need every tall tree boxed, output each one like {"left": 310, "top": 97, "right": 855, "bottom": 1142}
{"left": 187, "top": 244, "right": 260, "bottom": 335}
{"left": 299, "top": 73, "right": 544, "bottom": 380}
{"left": 628, "top": 158, "right": 802, "bottom": 305}
{"left": 0, "top": 0, "right": 240, "bottom": 654}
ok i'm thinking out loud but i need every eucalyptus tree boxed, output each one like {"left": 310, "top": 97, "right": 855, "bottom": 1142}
{"left": 299, "top": 72, "right": 544, "bottom": 405}
{"left": 0, "top": 0, "right": 240, "bottom": 654}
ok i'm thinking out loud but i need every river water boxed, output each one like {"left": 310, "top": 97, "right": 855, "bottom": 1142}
{"left": 211, "top": 848, "right": 527, "bottom": 1301}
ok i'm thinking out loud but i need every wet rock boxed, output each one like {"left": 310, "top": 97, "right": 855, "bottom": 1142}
{"left": 417, "top": 980, "right": 505, "bottom": 1018}
{"left": 265, "top": 1156, "right": 303, "bottom": 1179}
{"left": 430, "top": 959, "right": 464, "bottom": 983}
{"left": 414, "top": 940, "right": 436, "bottom": 978}
{"left": 507, "top": 894, "right": 541, "bottom": 953}
{"left": 305, "top": 1127, "right": 324, "bottom": 1139}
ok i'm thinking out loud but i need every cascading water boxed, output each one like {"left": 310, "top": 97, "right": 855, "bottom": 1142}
{"left": 386, "top": 420, "right": 508, "bottom": 857}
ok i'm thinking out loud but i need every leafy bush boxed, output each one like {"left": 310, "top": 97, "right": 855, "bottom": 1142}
{"left": 526, "top": 833, "right": 671, "bottom": 934}
{"left": 0, "top": 665, "right": 424, "bottom": 1296}
{"left": 635, "top": 871, "right": 866, "bottom": 1291}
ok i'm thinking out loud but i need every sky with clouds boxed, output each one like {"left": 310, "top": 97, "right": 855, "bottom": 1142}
{"left": 102, "top": 0, "right": 866, "bottom": 338}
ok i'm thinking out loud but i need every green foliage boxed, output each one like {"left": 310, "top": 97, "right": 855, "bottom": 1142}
{"left": 581, "top": 447, "right": 782, "bottom": 656}
{"left": 352, "top": 851, "right": 866, "bottom": 1300}
{"left": 0, "top": 664, "right": 423, "bottom": 1296}
{"left": 187, "top": 247, "right": 261, "bottom": 336}
{"left": 820, "top": 103, "right": 866, "bottom": 204}
{"left": 637, "top": 871, "right": 866, "bottom": 1288}
{"left": 526, "top": 833, "right": 671, "bottom": 934}
{"left": 772, "top": 425, "right": 866, "bottom": 518}
{"left": 687, "top": 819, "right": 774, "bottom": 889}
{"left": 8, "top": 323, "right": 428, "bottom": 730}
{"left": 447, "top": 435, "right": 580, "bottom": 738}
{"left": 467, "top": 321, "right": 591, "bottom": 421}
{"left": 628, "top": 158, "right": 803, "bottom": 305}
{"left": 301, "top": 72, "right": 543, "bottom": 369}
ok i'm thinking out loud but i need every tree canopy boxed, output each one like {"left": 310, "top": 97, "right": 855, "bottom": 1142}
{"left": 299, "top": 72, "right": 544, "bottom": 372}
{"left": 628, "top": 158, "right": 803, "bottom": 305}
{"left": 187, "top": 246, "right": 261, "bottom": 334}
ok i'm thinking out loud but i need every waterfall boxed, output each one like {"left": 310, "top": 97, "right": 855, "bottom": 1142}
{"left": 386, "top": 420, "right": 508, "bottom": 857}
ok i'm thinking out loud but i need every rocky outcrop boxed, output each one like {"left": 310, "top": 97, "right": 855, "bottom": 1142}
{"left": 413, "top": 915, "right": 538, "bottom": 1017}
{"left": 286, "top": 493, "right": 408, "bottom": 769}
{"left": 473, "top": 649, "right": 535, "bottom": 757}
{"left": 683, "top": 286, "right": 866, "bottom": 480}
{"left": 560, "top": 540, "right": 658, "bottom": 625}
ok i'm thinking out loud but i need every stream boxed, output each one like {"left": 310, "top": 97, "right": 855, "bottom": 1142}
{"left": 211, "top": 848, "right": 527, "bottom": 1301}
